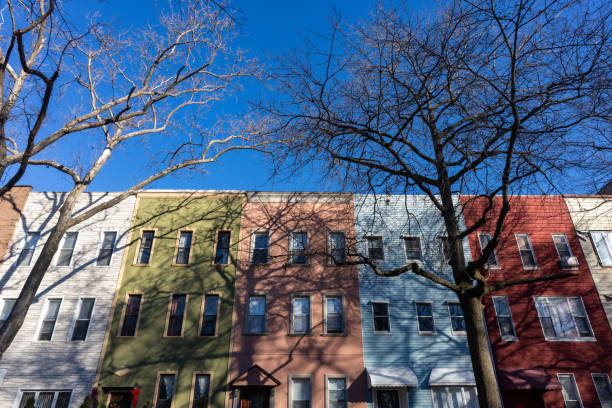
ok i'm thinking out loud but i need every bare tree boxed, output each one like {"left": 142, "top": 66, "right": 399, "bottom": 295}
{"left": 0, "top": 0, "right": 268, "bottom": 358}
{"left": 265, "top": 0, "right": 612, "bottom": 406}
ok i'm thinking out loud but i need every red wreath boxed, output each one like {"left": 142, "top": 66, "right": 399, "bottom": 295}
{"left": 131, "top": 388, "right": 140, "bottom": 407}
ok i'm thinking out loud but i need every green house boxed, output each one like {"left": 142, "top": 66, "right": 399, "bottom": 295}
{"left": 97, "top": 192, "right": 242, "bottom": 408}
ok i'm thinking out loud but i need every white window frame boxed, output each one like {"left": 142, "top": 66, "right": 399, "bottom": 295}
{"left": 323, "top": 294, "right": 345, "bottom": 335}
{"left": 592, "top": 373, "right": 612, "bottom": 407}
{"left": 250, "top": 230, "right": 270, "bottom": 265}
{"left": 552, "top": 234, "right": 575, "bottom": 268}
{"left": 55, "top": 231, "right": 79, "bottom": 267}
{"left": 515, "top": 233, "right": 538, "bottom": 269}
{"left": 533, "top": 296, "right": 595, "bottom": 341}
{"left": 328, "top": 231, "right": 347, "bottom": 265}
{"left": 402, "top": 235, "right": 423, "bottom": 263}
{"left": 447, "top": 301, "right": 466, "bottom": 336}
{"left": 325, "top": 374, "right": 350, "bottom": 408}
{"left": 492, "top": 295, "right": 517, "bottom": 341}
{"left": 245, "top": 293, "right": 267, "bottom": 335}
{"left": 290, "top": 294, "right": 312, "bottom": 335}
{"left": 34, "top": 298, "right": 63, "bottom": 342}
{"left": 373, "top": 388, "right": 408, "bottom": 408}
{"left": 17, "top": 231, "right": 40, "bottom": 267}
{"left": 13, "top": 389, "right": 73, "bottom": 408}
{"left": 477, "top": 232, "right": 499, "bottom": 268}
{"left": 430, "top": 386, "right": 477, "bottom": 408}
{"left": 0, "top": 298, "right": 17, "bottom": 326}
{"left": 589, "top": 231, "right": 612, "bottom": 267}
{"left": 414, "top": 301, "right": 436, "bottom": 336}
{"left": 371, "top": 301, "right": 391, "bottom": 335}
{"left": 290, "top": 231, "right": 309, "bottom": 265}
{"left": 558, "top": 373, "right": 583, "bottom": 408}
{"left": 288, "top": 375, "right": 312, "bottom": 408}
{"left": 96, "top": 231, "right": 117, "bottom": 266}
{"left": 68, "top": 297, "right": 96, "bottom": 342}
{"left": 366, "top": 236, "right": 385, "bottom": 263}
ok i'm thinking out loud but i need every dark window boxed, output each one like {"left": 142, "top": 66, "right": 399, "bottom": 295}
{"left": 57, "top": 232, "right": 78, "bottom": 266}
{"left": 137, "top": 230, "right": 155, "bottom": 264}
{"left": 120, "top": 294, "right": 142, "bottom": 336}
{"left": 200, "top": 295, "right": 219, "bottom": 336}
{"left": 478, "top": 233, "right": 498, "bottom": 267}
{"left": 372, "top": 302, "right": 390, "bottom": 333}
{"left": 38, "top": 299, "right": 61, "bottom": 341}
{"left": 156, "top": 374, "right": 176, "bottom": 408}
{"left": 291, "top": 232, "right": 308, "bottom": 264}
{"left": 167, "top": 295, "right": 186, "bottom": 336}
{"left": 329, "top": 232, "right": 346, "bottom": 263}
{"left": 292, "top": 296, "right": 310, "bottom": 333}
{"left": 176, "top": 231, "right": 193, "bottom": 265}
{"left": 377, "top": 390, "right": 400, "bottom": 408}
{"left": 492, "top": 296, "right": 517, "bottom": 340}
{"left": 246, "top": 295, "right": 266, "bottom": 334}
{"left": 97, "top": 231, "right": 117, "bottom": 266}
{"left": 71, "top": 298, "right": 95, "bottom": 341}
{"left": 17, "top": 232, "right": 40, "bottom": 266}
{"left": 448, "top": 302, "right": 466, "bottom": 333}
{"left": 441, "top": 237, "right": 452, "bottom": 262}
{"left": 193, "top": 374, "right": 211, "bottom": 408}
{"left": 252, "top": 232, "right": 269, "bottom": 264}
{"left": 18, "top": 391, "right": 72, "bottom": 408}
{"left": 325, "top": 296, "right": 344, "bottom": 334}
{"left": 415, "top": 302, "right": 434, "bottom": 333}
{"left": 0, "top": 299, "right": 16, "bottom": 328}
{"left": 516, "top": 234, "right": 537, "bottom": 267}
{"left": 214, "top": 231, "right": 231, "bottom": 264}
{"left": 366, "top": 237, "right": 384, "bottom": 260}
{"left": 404, "top": 237, "right": 422, "bottom": 261}
{"left": 592, "top": 374, "right": 612, "bottom": 407}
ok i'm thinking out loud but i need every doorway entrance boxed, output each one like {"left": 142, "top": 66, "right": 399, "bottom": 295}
{"left": 239, "top": 388, "right": 270, "bottom": 408}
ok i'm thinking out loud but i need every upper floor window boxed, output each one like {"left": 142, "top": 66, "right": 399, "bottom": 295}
{"left": 18, "top": 391, "right": 72, "bottom": 408}
{"left": 71, "top": 298, "right": 95, "bottom": 341}
{"left": 415, "top": 302, "right": 435, "bottom": 334}
{"left": 403, "top": 236, "right": 423, "bottom": 262}
{"left": 156, "top": 373, "right": 176, "bottom": 408}
{"left": 200, "top": 294, "right": 219, "bottom": 336}
{"left": 38, "top": 298, "right": 62, "bottom": 341}
{"left": 246, "top": 295, "right": 266, "bottom": 334}
{"left": 552, "top": 234, "right": 576, "bottom": 268}
{"left": 290, "top": 232, "right": 308, "bottom": 264}
{"left": 17, "top": 232, "right": 40, "bottom": 266}
{"left": 291, "top": 296, "right": 311, "bottom": 334}
{"left": 97, "top": 231, "right": 117, "bottom": 266}
{"left": 534, "top": 296, "right": 593, "bottom": 340}
{"left": 0, "top": 299, "right": 16, "bottom": 328}
{"left": 590, "top": 231, "right": 612, "bottom": 267}
{"left": 329, "top": 232, "right": 346, "bottom": 264}
{"left": 366, "top": 236, "right": 384, "bottom": 261}
{"left": 592, "top": 374, "right": 612, "bottom": 407}
{"left": 326, "top": 377, "right": 348, "bottom": 408}
{"left": 166, "top": 294, "right": 187, "bottom": 337}
{"left": 251, "top": 231, "right": 269, "bottom": 264}
{"left": 324, "top": 295, "right": 344, "bottom": 334}
{"left": 478, "top": 233, "right": 498, "bottom": 267}
{"left": 372, "top": 302, "right": 390, "bottom": 333}
{"left": 447, "top": 302, "right": 466, "bottom": 334}
{"left": 290, "top": 377, "right": 311, "bottom": 408}
{"left": 558, "top": 374, "right": 582, "bottom": 408}
{"left": 175, "top": 231, "right": 193, "bottom": 265}
{"left": 440, "top": 237, "right": 452, "bottom": 262}
{"left": 120, "top": 294, "right": 142, "bottom": 337}
{"left": 492, "top": 296, "right": 517, "bottom": 341}
{"left": 192, "top": 374, "right": 211, "bottom": 408}
{"left": 515, "top": 234, "right": 537, "bottom": 268}
{"left": 136, "top": 230, "right": 155, "bottom": 265}
{"left": 57, "top": 231, "right": 78, "bottom": 266}
{"left": 214, "top": 231, "right": 231, "bottom": 265}
{"left": 431, "top": 386, "right": 477, "bottom": 408}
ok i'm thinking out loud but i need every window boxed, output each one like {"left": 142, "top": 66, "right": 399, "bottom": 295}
{"left": 120, "top": 294, "right": 142, "bottom": 337}
{"left": 136, "top": 230, "right": 155, "bottom": 265}
{"left": 252, "top": 232, "right": 269, "bottom": 264}
{"left": 366, "top": 236, "right": 384, "bottom": 261}
{"left": 552, "top": 234, "right": 573, "bottom": 264}
{"left": 290, "top": 232, "right": 308, "bottom": 264}
{"left": 17, "top": 390, "right": 72, "bottom": 408}
{"left": 478, "top": 233, "right": 498, "bottom": 267}
{"left": 592, "top": 374, "right": 612, "bottom": 408}
{"left": 192, "top": 373, "right": 210, "bottom": 408}
{"left": 431, "top": 386, "right": 478, "bottom": 408}
{"left": 166, "top": 295, "right": 187, "bottom": 337}
{"left": 17, "top": 232, "right": 40, "bottom": 266}
{"left": 448, "top": 302, "right": 466, "bottom": 334}
{"left": 590, "top": 231, "right": 612, "bottom": 267}
{"left": 415, "top": 302, "right": 435, "bottom": 334}
{"left": 403, "top": 236, "right": 423, "bottom": 261}
{"left": 558, "top": 374, "right": 583, "bottom": 408}
{"left": 97, "top": 231, "right": 117, "bottom": 266}
{"left": 57, "top": 231, "right": 78, "bottom": 266}
{"left": 200, "top": 295, "right": 219, "bottom": 336}
{"left": 441, "top": 237, "right": 453, "bottom": 262}
{"left": 515, "top": 234, "right": 537, "bottom": 268}
{"left": 290, "top": 377, "right": 311, "bottom": 408}
{"left": 214, "top": 231, "right": 231, "bottom": 265}
{"left": 291, "top": 296, "right": 311, "bottom": 334}
{"left": 0, "top": 299, "right": 16, "bottom": 327}
{"left": 156, "top": 373, "right": 176, "bottom": 408}
{"left": 329, "top": 232, "right": 346, "bottom": 264}
{"left": 376, "top": 390, "right": 401, "bottom": 408}
{"left": 534, "top": 296, "right": 594, "bottom": 340}
{"left": 175, "top": 231, "right": 193, "bottom": 265}
{"left": 327, "top": 377, "right": 347, "bottom": 408}
{"left": 324, "top": 295, "right": 344, "bottom": 334}
{"left": 71, "top": 298, "right": 95, "bottom": 341}
{"left": 372, "top": 302, "right": 390, "bottom": 333}
{"left": 38, "top": 299, "right": 61, "bottom": 341}
{"left": 492, "top": 296, "right": 517, "bottom": 341}
{"left": 246, "top": 295, "right": 266, "bottom": 334}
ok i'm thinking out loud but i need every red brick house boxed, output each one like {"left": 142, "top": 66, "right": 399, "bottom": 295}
{"left": 460, "top": 195, "right": 612, "bottom": 408}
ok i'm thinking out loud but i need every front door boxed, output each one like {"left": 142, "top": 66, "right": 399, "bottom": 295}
{"left": 240, "top": 388, "right": 270, "bottom": 408}
{"left": 107, "top": 392, "right": 133, "bottom": 408}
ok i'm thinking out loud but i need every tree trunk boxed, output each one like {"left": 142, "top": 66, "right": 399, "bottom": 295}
{"left": 461, "top": 294, "right": 502, "bottom": 408}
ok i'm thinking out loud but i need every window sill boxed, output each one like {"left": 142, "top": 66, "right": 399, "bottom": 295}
{"left": 198, "top": 334, "right": 218, "bottom": 338}
{"left": 451, "top": 331, "right": 467, "bottom": 336}
{"left": 500, "top": 336, "right": 518, "bottom": 342}
{"left": 543, "top": 337, "right": 596, "bottom": 342}
{"left": 162, "top": 335, "right": 185, "bottom": 339}
{"left": 131, "top": 264, "right": 151, "bottom": 267}
{"left": 522, "top": 266, "right": 539, "bottom": 270}
{"left": 320, "top": 333, "right": 347, "bottom": 337}
{"left": 116, "top": 335, "right": 138, "bottom": 339}
{"left": 485, "top": 265, "right": 501, "bottom": 270}
{"left": 373, "top": 331, "right": 392, "bottom": 336}
{"left": 243, "top": 332, "right": 267, "bottom": 336}
{"left": 288, "top": 332, "right": 313, "bottom": 337}
{"left": 172, "top": 263, "right": 191, "bottom": 267}
{"left": 418, "top": 332, "right": 437, "bottom": 336}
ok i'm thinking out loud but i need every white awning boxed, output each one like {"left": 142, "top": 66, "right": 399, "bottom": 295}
{"left": 429, "top": 368, "right": 476, "bottom": 386}
{"left": 367, "top": 367, "right": 419, "bottom": 388}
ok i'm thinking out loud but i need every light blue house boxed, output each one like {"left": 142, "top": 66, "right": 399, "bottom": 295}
{"left": 354, "top": 195, "right": 478, "bottom": 408}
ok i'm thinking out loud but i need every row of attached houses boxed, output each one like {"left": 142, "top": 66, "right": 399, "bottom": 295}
{"left": 0, "top": 189, "right": 610, "bottom": 408}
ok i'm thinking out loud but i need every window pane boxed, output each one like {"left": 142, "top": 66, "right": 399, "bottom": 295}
{"left": 201, "top": 295, "right": 219, "bottom": 336}
{"left": 293, "top": 297, "right": 310, "bottom": 333}
{"left": 593, "top": 375, "right": 612, "bottom": 407}
{"left": 404, "top": 237, "right": 423, "bottom": 260}
{"left": 176, "top": 231, "right": 193, "bottom": 265}
{"left": 367, "top": 237, "right": 384, "bottom": 260}
{"left": 559, "top": 374, "right": 581, "bottom": 407}
{"left": 78, "top": 298, "right": 95, "bottom": 319}
{"left": 55, "top": 392, "right": 72, "bottom": 408}
{"left": 215, "top": 231, "right": 230, "bottom": 264}
{"left": 478, "top": 233, "right": 498, "bottom": 266}
{"left": 549, "top": 298, "right": 577, "bottom": 338}
{"left": 121, "top": 295, "right": 142, "bottom": 336}
{"left": 328, "top": 378, "right": 347, "bottom": 407}
{"left": 17, "top": 232, "right": 40, "bottom": 266}
{"left": 1, "top": 299, "right": 16, "bottom": 321}
{"left": 57, "top": 232, "right": 78, "bottom": 266}
{"left": 138, "top": 231, "right": 154, "bottom": 264}
{"left": 372, "top": 303, "right": 389, "bottom": 332}
{"left": 157, "top": 374, "right": 175, "bottom": 408}
{"left": 326, "top": 297, "right": 343, "bottom": 333}
{"left": 292, "top": 378, "right": 310, "bottom": 404}
{"left": 591, "top": 232, "right": 612, "bottom": 266}
{"left": 376, "top": 390, "right": 400, "bottom": 408}
{"left": 19, "top": 392, "right": 35, "bottom": 408}
{"left": 247, "top": 296, "right": 265, "bottom": 333}
{"left": 193, "top": 374, "right": 210, "bottom": 408}
{"left": 167, "top": 295, "right": 186, "bottom": 336}
{"left": 553, "top": 235, "right": 572, "bottom": 259}
{"left": 330, "top": 233, "right": 346, "bottom": 263}
{"left": 292, "top": 232, "right": 308, "bottom": 264}
{"left": 449, "top": 303, "right": 465, "bottom": 332}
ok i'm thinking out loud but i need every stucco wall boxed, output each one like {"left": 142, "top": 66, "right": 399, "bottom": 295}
{"left": 0, "top": 192, "right": 136, "bottom": 407}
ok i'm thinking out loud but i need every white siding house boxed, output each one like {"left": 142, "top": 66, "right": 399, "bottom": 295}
{"left": 565, "top": 196, "right": 612, "bottom": 331}
{"left": 0, "top": 192, "right": 136, "bottom": 408}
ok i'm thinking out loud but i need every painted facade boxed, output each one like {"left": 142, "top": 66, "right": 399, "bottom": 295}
{"left": 0, "top": 186, "right": 31, "bottom": 264}
{"left": 0, "top": 192, "right": 136, "bottom": 407}
{"left": 565, "top": 196, "right": 612, "bottom": 330}
{"left": 354, "top": 195, "right": 477, "bottom": 408}
{"left": 229, "top": 192, "right": 367, "bottom": 408}
{"left": 461, "top": 195, "right": 612, "bottom": 408}
{"left": 97, "top": 192, "right": 242, "bottom": 408}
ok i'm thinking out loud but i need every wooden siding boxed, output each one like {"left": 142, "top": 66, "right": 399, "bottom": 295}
{"left": 354, "top": 195, "right": 474, "bottom": 408}
{"left": 0, "top": 192, "right": 136, "bottom": 407}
